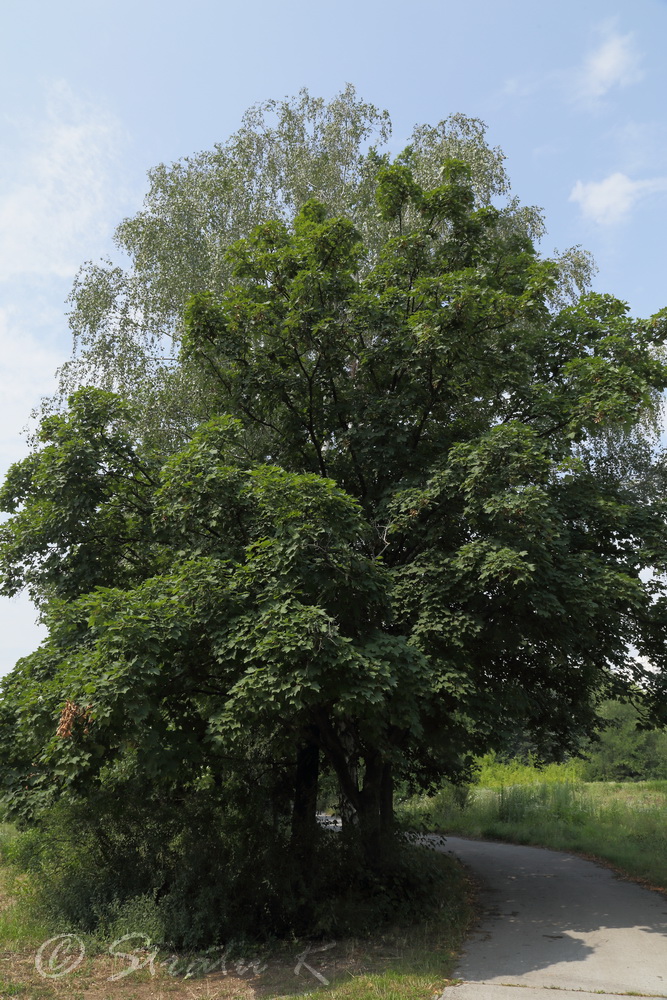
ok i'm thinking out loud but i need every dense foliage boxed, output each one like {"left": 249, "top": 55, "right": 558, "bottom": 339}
{"left": 1, "top": 90, "right": 667, "bottom": 944}
{"left": 582, "top": 700, "right": 667, "bottom": 780}
{"left": 57, "top": 85, "right": 587, "bottom": 452}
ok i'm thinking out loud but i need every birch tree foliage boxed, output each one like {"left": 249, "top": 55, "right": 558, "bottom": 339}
{"left": 56, "top": 86, "right": 593, "bottom": 451}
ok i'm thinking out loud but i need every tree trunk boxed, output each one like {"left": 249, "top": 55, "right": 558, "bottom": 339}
{"left": 314, "top": 711, "right": 393, "bottom": 864}
{"left": 380, "top": 760, "right": 393, "bottom": 834}
{"left": 315, "top": 711, "right": 362, "bottom": 830}
{"left": 290, "top": 726, "right": 320, "bottom": 871}
{"left": 357, "top": 752, "right": 396, "bottom": 867}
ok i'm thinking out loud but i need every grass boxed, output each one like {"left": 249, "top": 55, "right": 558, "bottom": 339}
{"left": 0, "top": 834, "right": 474, "bottom": 1000}
{"left": 317, "top": 970, "right": 447, "bottom": 1000}
{"left": 397, "top": 762, "right": 667, "bottom": 891}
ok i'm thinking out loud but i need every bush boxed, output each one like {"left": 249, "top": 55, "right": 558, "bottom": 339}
{"left": 581, "top": 701, "right": 667, "bottom": 781}
{"left": 474, "top": 753, "right": 584, "bottom": 787}
{"left": 4, "top": 792, "right": 460, "bottom": 949}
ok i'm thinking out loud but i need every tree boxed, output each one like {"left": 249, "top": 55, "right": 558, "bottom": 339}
{"left": 55, "top": 86, "right": 592, "bottom": 453}
{"left": 3, "top": 153, "right": 667, "bottom": 900}
{"left": 582, "top": 699, "right": 667, "bottom": 781}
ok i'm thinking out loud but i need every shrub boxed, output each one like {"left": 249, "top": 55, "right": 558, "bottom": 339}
{"left": 4, "top": 792, "right": 462, "bottom": 949}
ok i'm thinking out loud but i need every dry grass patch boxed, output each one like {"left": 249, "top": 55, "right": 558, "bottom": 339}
{"left": 0, "top": 871, "right": 472, "bottom": 1000}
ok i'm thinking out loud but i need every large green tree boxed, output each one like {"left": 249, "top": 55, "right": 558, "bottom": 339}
{"left": 3, "top": 157, "right": 667, "bottom": 890}
{"left": 56, "top": 86, "right": 592, "bottom": 453}
{"left": 582, "top": 699, "right": 667, "bottom": 781}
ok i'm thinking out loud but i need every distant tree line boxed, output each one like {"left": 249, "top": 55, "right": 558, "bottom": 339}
{"left": 581, "top": 700, "right": 667, "bottom": 781}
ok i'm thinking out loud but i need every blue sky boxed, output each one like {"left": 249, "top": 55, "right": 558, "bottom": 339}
{"left": 1, "top": 0, "right": 667, "bottom": 672}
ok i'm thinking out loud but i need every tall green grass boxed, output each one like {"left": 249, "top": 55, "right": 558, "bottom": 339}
{"left": 474, "top": 752, "right": 585, "bottom": 787}
{"left": 398, "top": 761, "right": 667, "bottom": 889}
{"left": 0, "top": 824, "right": 54, "bottom": 951}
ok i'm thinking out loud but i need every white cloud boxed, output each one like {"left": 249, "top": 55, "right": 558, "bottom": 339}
{"left": 0, "top": 81, "right": 127, "bottom": 281}
{"left": 0, "top": 304, "right": 60, "bottom": 677}
{"left": 499, "top": 22, "right": 643, "bottom": 114}
{"left": 569, "top": 172, "right": 667, "bottom": 225}
{"left": 501, "top": 76, "right": 540, "bottom": 99}
{"left": 575, "top": 23, "right": 643, "bottom": 103}
{"left": 0, "top": 83, "right": 131, "bottom": 677}
{"left": 0, "top": 304, "right": 64, "bottom": 466}
{"left": 0, "top": 594, "right": 46, "bottom": 677}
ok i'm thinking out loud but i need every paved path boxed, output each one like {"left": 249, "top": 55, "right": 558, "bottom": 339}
{"left": 431, "top": 836, "right": 667, "bottom": 1000}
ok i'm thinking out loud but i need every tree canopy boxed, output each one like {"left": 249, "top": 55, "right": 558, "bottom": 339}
{"left": 57, "top": 86, "right": 592, "bottom": 452}
{"left": 1, "top": 92, "right": 667, "bottom": 942}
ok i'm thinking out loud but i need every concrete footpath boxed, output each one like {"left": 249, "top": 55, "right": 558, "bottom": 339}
{"left": 430, "top": 835, "right": 667, "bottom": 1000}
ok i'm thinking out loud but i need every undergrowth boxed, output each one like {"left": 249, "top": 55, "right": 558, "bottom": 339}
{"left": 0, "top": 824, "right": 473, "bottom": 999}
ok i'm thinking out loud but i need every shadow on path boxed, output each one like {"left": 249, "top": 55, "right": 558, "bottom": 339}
{"left": 429, "top": 835, "right": 667, "bottom": 997}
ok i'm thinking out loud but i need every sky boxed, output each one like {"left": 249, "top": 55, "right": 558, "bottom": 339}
{"left": 1, "top": 0, "right": 667, "bottom": 674}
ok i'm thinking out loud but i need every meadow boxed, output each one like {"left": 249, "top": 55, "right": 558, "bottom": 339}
{"left": 397, "top": 756, "right": 667, "bottom": 891}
